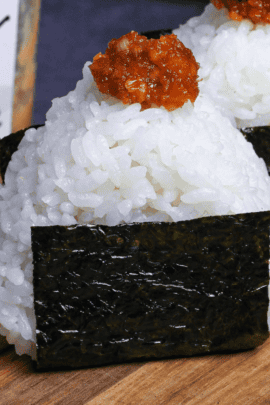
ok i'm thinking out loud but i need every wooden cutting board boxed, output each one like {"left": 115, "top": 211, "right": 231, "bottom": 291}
{"left": 1, "top": 336, "right": 270, "bottom": 404}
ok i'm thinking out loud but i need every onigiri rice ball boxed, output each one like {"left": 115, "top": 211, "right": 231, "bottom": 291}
{"left": 173, "top": 3, "right": 270, "bottom": 128}
{"left": 1, "top": 58, "right": 270, "bottom": 360}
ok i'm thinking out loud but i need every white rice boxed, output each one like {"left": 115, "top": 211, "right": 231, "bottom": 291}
{"left": 173, "top": 3, "right": 270, "bottom": 128}
{"left": 1, "top": 61, "right": 270, "bottom": 360}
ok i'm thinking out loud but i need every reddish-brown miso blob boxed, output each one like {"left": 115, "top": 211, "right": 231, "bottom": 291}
{"left": 211, "top": 0, "right": 270, "bottom": 24}
{"left": 89, "top": 31, "right": 200, "bottom": 111}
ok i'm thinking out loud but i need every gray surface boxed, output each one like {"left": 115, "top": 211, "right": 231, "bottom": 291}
{"left": 32, "top": 0, "right": 208, "bottom": 125}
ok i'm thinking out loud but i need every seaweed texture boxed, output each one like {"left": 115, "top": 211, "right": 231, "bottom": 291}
{"left": 241, "top": 126, "right": 270, "bottom": 176}
{"left": 140, "top": 28, "right": 173, "bottom": 39}
{"left": 32, "top": 212, "right": 270, "bottom": 370}
{"left": 0, "top": 124, "right": 44, "bottom": 184}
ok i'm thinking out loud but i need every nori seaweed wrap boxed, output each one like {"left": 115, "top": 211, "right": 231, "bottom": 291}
{"left": 32, "top": 212, "right": 270, "bottom": 371}
{"left": 0, "top": 124, "right": 44, "bottom": 185}
{"left": 240, "top": 126, "right": 270, "bottom": 176}
{"left": 140, "top": 28, "right": 173, "bottom": 39}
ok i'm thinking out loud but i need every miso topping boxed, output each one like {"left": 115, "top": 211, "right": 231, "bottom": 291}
{"left": 89, "top": 31, "right": 200, "bottom": 111}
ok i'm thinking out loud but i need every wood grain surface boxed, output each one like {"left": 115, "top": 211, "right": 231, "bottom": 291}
{"left": 1, "top": 337, "right": 270, "bottom": 405}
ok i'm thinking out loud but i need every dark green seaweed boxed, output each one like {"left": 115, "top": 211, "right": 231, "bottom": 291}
{"left": 241, "top": 126, "right": 270, "bottom": 176}
{"left": 32, "top": 211, "right": 270, "bottom": 371}
{"left": 140, "top": 28, "right": 173, "bottom": 39}
{"left": 0, "top": 124, "right": 44, "bottom": 184}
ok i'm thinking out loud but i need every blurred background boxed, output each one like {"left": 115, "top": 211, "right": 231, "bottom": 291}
{"left": 32, "top": 0, "right": 209, "bottom": 125}
{"left": 1, "top": 0, "right": 209, "bottom": 137}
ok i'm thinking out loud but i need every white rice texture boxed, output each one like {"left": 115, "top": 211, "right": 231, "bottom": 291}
{"left": 1, "top": 61, "right": 270, "bottom": 360}
{"left": 173, "top": 3, "right": 270, "bottom": 128}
